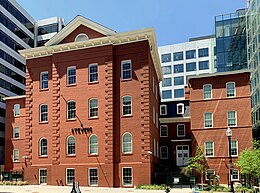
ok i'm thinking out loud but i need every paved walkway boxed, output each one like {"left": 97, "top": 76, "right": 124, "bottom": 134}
{"left": 0, "top": 185, "right": 192, "bottom": 193}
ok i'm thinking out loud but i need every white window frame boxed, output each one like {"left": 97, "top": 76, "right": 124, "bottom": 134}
{"left": 227, "top": 111, "right": 237, "bottom": 127}
{"left": 89, "top": 98, "right": 98, "bottom": 118}
{"left": 122, "top": 132, "right": 132, "bottom": 154}
{"left": 231, "top": 169, "right": 239, "bottom": 181}
{"left": 177, "top": 124, "right": 185, "bottom": 137}
{"left": 226, "top": 82, "right": 236, "bottom": 98}
{"left": 66, "top": 136, "right": 76, "bottom": 156}
{"left": 205, "top": 169, "right": 215, "bottom": 181}
{"left": 89, "top": 134, "right": 98, "bottom": 155}
{"left": 157, "top": 141, "right": 159, "bottom": 158}
{"left": 121, "top": 60, "right": 132, "bottom": 80}
{"left": 177, "top": 103, "right": 184, "bottom": 114}
{"left": 153, "top": 106, "right": 155, "bottom": 124}
{"left": 230, "top": 140, "right": 238, "bottom": 157}
{"left": 160, "top": 105, "right": 167, "bottom": 115}
{"left": 67, "top": 100, "right": 76, "bottom": 120}
{"left": 14, "top": 104, "right": 20, "bottom": 117}
{"left": 203, "top": 84, "right": 212, "bottom": 99}
{"left": 204, "top": 112, "right": 213, "bottom": 128}
{"left": 66, "top": 168, "right": 75, "bottom": 186}
{"left": 13, "top": 149, "right": 19, "bottom": 162}
{"left": 122, "top": 96, "right": 132, "bottom": 116}
{"left": 205, "top": 141, "right": 214, "bottom": 157}
{"left": 160, "top": 125, "right": 168, "bottom": 137}
{"left": 67, "top": 66, "right": 76, "bottom": 85}
{"left": 75, "top": 33, "right": 89, "bottom": 42}
{"left": 39, "top": 138, "right": 48, "bottom": 157}
{"left": 40, "top": 71, "right": 48, "bottom": 90}
{"left": 89, "top": 63, "right": 98, "bottom": 83}
{"left": 156, "top": 112, "right": 158, "bottom": 128}
{"left": 88, "top": 168, "right": 98, "bottom": 186}
{"left": 39, "top": 168, "right": 47, "bottom": 185}
{"left": 160, "top": 146, "right": 168, "bottom": 159}
{"left": 40, "top": 104, "right": 48, "bottom": 122}
{"left": 154, "top": 138, "right": 156, "bottom": 157}
{"left": 13, "top": 127, "right": 20, "bottom": 139}
{"left": 122, "top": 167, "right": 133, "bottom": 186}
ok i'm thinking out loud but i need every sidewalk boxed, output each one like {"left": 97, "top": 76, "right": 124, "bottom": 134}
{"left": 0, "top": 185, "right": 192, "bottom": 193}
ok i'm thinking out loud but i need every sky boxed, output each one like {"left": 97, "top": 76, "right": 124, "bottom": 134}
{"left": 17, "top": 0, "right": 246, "bottom": 46}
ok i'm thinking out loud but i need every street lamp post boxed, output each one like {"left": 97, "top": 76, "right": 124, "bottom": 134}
{"left": 226, "top": 127, "right": 234, "bottom": 193}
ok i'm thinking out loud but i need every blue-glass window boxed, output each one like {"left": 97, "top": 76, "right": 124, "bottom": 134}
{"left": 198, "top": 48, "right": 209, "bottom": 57}
{"left": 161, "top": 53, "right": 171, "bottom": 63}
{"left": 174, "top": 76, "right": 184, "bottom": 86}
{"left": 174, "top": 89, "right": 184, "bottom": 98}
{"left": 174, "top": 64, "right": 183, "bottom": 73}
{"left": 162, "top": 90, "right": 172, "bottom": 99}
{"left": 186, "top": 62, "right": 196, "bottom": 72}
{"left": 162, "top": 78, "right": 172, "bottom": 87}
{"left": 162, "top": 66, "right": 172, "bottom": 75}
{"left": 173, "top": 52, "right": 183, "bottom": 61}
{"left": 186, "top": 50, "right": 196, "bottom": 59}
{"left": 199, "top": 61, "right": 209, "bottom": 70}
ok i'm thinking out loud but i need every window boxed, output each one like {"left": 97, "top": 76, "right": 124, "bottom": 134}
{"left": 160, "top": 125, "right": 168, "bottom": 137}
{"left": 232, "top": 169, "right": 239, "bottom": 181}
{"left": 13, "top": 149, "right": 19, "bottom": 162}
{"left": 153, "top": 107, "right": 155, "bottom": 124}
{"left": 67, "top": 66, "right": 76, "bottom": 85}
{"left": 231, "top": 140, "right": 238, "bottom": 156}
{"left": 122, "top": 167, "right": 132, "bottom": 186}
{"left": 121, "top": 60, "right": 132, "bottom": 80}
{"left": 174, "top": 89, "right": 184, "bottom": 98}
{"left": 67, "top": 101, "right": 76, "bottom": 120}
{"left": 122, "top": 132, "right": 132, "bottom": 153}
{"left": 89, "top": 63, "right": 98, "bottom": 83}
{"left": 40, "top": 104, "right": 48, "bottom": 122}
{"left": 14, "top": 104, "right": 20, "bottom": 116}
{"left": 75, "top": 33, "right": 88, "bottom": 42}
{"left": 162, "top": 90, "right": 172, "bottom": 99}
{"left": 89, "top": 168, "right": 98, "bottom": 186}
{"left": 162, "top": 66, "right": 172, "bottom": 75}
{"left": 173, "top": 52, "right": 183, "bottom": 61}
{"left": 160, "top": 146, "right": 168, "bottom": 159}
{"left": 89, "top": 98, "right": 98, "bottom": 118}
{"left": 40, "top": 72, "right": 48, "bottom": 89}
{"left": 160, "top": 105, "right": 167, "bottom": 115}
{"left": 174, "top": 64, "right": 184, "bottom": 73}
{"left": 205, "top": 141, "right": 214, "bottom": 157}
{"left": 186, "top": 62, "right": 196, "bottom": 72}
{"left": 226, "top": 82, "right": 236, "bottom": 97}
{"left": 152, "top": 77, "right": 155, "bottom": 93}
{"left": 13, "top": 127, "right": 19, "bottom": 139}
{"left": 162, "top": 78, "right": 172, "bottom": 87}
{"left": 177, "top": 124, "right": 185, "bottom": 137}
{"left": 206, "top": 169, "right": 215, "bottom": 180}
{"left": 156, "top": 112, "right": 158, "bottom": 128}
{"left": 67, "top": 136, "right": 75, "bottom": 155}
{"left": 122, "top": 96, "right": 132, "bottom": 116}
{"left": 204, "top": 112, "right": 213, "bottom": 128}
{"left": 66, "top": 168, "right": 75, "bottom": 185}
{"left": 203, "top": 84, "right": 212, "bottom": 99}
{"left": 39, "top": 138, "right": 47, "bottom": 156}
{"left": 39, "top": 169, "right": 47, "bottom": 185}
{"left": 228, "top": 111, "right": 237, "bottom": 127}
{"left": 161, "top": 53, "right": 171, "bottom": 63}
{"left": 174, "top": 76, "right": 184, "bottom": 86}
{"left": 177, "top": 103, "right": 184, "bottom": 114}
{"left": 186, "top": 50, "right": 196, "bottom": 59}
{"left": 199, "top": 61, "right": 209, "bottom": 70}
{"left": 157, "top": 141, "right": 159, "bottom": 158}
{"left": 154, "top": 139, "right": 156, "bottom": 156}
{"left": 89, "top": 135, "right": 98, "bottom": 155}
{"left": 198, "top": 48, "right": 209, "bottom": 57}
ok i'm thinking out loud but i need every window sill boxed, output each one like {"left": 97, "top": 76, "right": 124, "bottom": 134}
{"left": 88, "top": 154, "right": 98, "bottom": 157}
{"left": 88, "top": 81, "right": 99, "bottom": 85}
{"left": 121, "top": 114, "right": 133, "bottom": 118}
{"left": 88, "top": 117, "right": 99, "bottom": 120}
{"left": 13, "top": 161, "right": 20, "bottom": 163}
{"left": 121, "top": 78, "right": 132, "bottom": 82}
{"left": 66, "top": 84, "right": 77, "bottom": 87}
{"left": 66, "top": 154, "right": 76, "bottom": 157}
{"left": 14, "top": 115, "right": 20, "bottom": 117}
{"left": 39, "top": 155, "right": 48, "bottom": 158}
{"left": 40, "top": 88, "right": 49, "bottom": 91}
{"left": 12, "top": 138, "right": 21, "bottom": 140}
{"left": 39, "top": 121, "right": 48, "bottom": 124}
{"left": 122, "top": 153, "right": 133, "bottom": 156}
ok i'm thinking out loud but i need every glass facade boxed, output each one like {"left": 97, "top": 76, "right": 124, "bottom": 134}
{"left": 161, "top": 53, "right": 171, "bottom": 63}
{"left": 215, "top": 9, "right": 247, "bottom": 72}
{"left": 173, "top": 52, "right": 183, "bottom": 61}
{"left": 174, "top": 64, "right": 183, "bottom": 73}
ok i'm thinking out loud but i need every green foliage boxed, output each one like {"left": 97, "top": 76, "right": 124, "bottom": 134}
{"left": 135, "top": 184, "right": 166, "bottom": 190}
{"left": 0, "top": 181, "right": 29, "bottom": 186}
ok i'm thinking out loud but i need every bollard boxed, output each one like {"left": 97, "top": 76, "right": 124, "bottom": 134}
{"left": 70, "top": 181, "right": 81, "bottom": 193}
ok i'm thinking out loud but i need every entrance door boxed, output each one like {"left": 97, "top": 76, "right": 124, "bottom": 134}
{"left": 176, "top": 145, "right": 189, "bottom": 166}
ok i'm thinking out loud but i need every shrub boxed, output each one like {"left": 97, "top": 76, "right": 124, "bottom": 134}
{"left": 136, "top": 184, "right": 166, "bottom": 190}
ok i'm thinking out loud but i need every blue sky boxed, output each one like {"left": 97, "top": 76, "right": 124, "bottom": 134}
{"left": 18, "top": 0, "right": 246, "bottom": 46}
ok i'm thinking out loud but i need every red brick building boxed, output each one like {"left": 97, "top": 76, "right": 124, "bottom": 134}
{"left": 188, "top": 69, "right": 252, "bottom": 184}
{"left": 4, "top": 16, "right": 163, "bottom": 187}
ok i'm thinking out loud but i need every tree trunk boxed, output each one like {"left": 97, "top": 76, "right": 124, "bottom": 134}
{"left": 201, "top": 172, "right": 204, "bottom": 190}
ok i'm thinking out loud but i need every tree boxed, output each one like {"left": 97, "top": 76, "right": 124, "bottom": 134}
{"left": 185, "top": 147, "right": 208, "bottom": 189}
{"left": 236, "top": 140, "right": 260, "bottom": 187}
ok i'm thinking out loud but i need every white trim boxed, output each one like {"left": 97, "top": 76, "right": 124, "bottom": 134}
{"left": 67, "top": 100, "right": 76, "bottom": 120}
{"left": 160, "top": 146, "right": 168, "bottom": 159}
{"left": 66, "top": 168, "right": 75, "bottom": 186}
{"left": 171, "top": 139, "right": 192, "bottom": 142}
{"left": 177, "top": 103, "right": 184, "bottom": 114}
{"left": 203, "top": 84, "right": 212, "bottom": 100}
{"left": 40, "top": 71, "right": 49, "bottom": 90}
{"left": 14, "top": 104, "right": 20, "bottom": 117}
{"left": 160, "top": 117, "right": 190, "bottom": 123}
{"left": 205, "top": 141, "right": 214, "bottom": 157}
{"left": 13, "top": 127, "right": 20, "bottom": 139}
{"left": 230, "top": 140, "right": 238, "bottom": 157}
{"left": 67, "top": 66, "right": 76, "bottom": 85}
{"left": 39, "top": 138, "right": 48, "bottom": 157}
{"left": 204, "top": 112, "right": 213, "bottom": 128}
{"left": 88, "top": 98, "right": 98, "bottom": 118}
{"left": 122, "top": 96, "right": 132, "bottom": 116}
{"left": 122, "top": 132, "right": 132, "bottom": 154}
{"left": 226, "top": 82, "right": 236, "bottom": 98}
{"left": 88, "top": 168, "right": 98, "bottom": 186}
{"left": 121, "top": 60, "right": 132, "bottom": 80}
{"left": 160, "top": 125, "right": 168, "bottom": 137}
{"left": 89, "top": 134, "right": 98, "bottom": 155}
{"left": 75, "top": 33, "right": 89, "bottom": 42}
{"left": 227, "top": 111, "right": 237, "bottom": 127}
{"left": 39, "top": 168, "right": 47, "bottom": 185}
{"left": 39, "top": 104, "right": 48, "bottom": 123}
{"left": 176, "top": 145, "right": 189, "bottom": 166}
{"left": 177, "top": 124, "right": 185, "bottom": 137}
{"left": 231, "top": 169, "right": 239, "bottom": 181}
{"left": 3, "top": 95, "right": 25, "bottom": 101}
{"left": 160, "top": 105, "right": 167, "bottom": 115}
{"left": 13, "top": 149, "right": 19, "bottom": 162}
{"left": 88, "top": 63, "right": 98, "bottom": 83}
{"left": 66, "top": 135, "right": 76, "bottom": 156}
{"left": 122, "top": 167, "right": 133, "bottom": 187}
{"left": 205, "top": 169, "right": 215, "bottom": 181}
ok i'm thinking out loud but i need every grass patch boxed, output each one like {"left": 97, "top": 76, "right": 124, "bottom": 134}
{"left": 136, "top": 184, "right": 167, "bottom": 190}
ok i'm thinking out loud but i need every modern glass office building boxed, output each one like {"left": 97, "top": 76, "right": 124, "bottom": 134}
{"left": 247, "top": 0, "right": 260, "bottom": 139}
{"left": 215, "top": 9, "right": 248, "bottom": 72}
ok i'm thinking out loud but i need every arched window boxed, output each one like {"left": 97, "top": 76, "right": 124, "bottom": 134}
{"left": 39, "top": 138, "right": 47, "bottom": 156}
{"left": 75, "top": 33, "right": 89, "bottom": 42}
{"left": 122, "top": 132, "right": 132, "bottom": 153}
{"left": 89, "top": 135, "right": 98, "bottom": 155}
{"left": 67, "top": 136, "right": 75, "bottom": 155}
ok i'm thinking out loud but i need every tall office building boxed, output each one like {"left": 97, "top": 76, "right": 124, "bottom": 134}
{"left": 158, "top": 36, "right": 216, "bottom": 102}
{"left": 247, "top": 0, "right": 260, "bottom": 139}
{"left": 0, "top": 0, "right": 35, "bottom": 164}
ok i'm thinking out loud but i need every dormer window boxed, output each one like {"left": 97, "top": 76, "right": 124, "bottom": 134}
{"left": 75, "top": 33, "right": 89, "bottom": 42}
